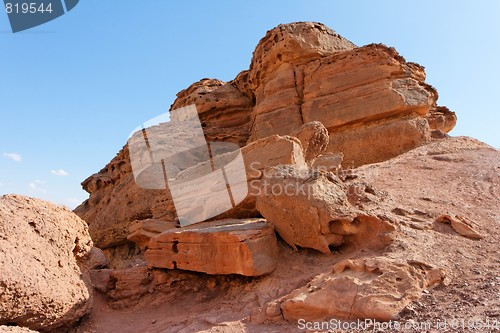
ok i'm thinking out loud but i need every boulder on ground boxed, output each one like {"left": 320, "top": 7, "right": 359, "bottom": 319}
{"left": 256, "top": 165, "right": 394, "bottom": 254}
{"left": 291, "top": 121, "right": 329, "bottom": 164}
{"left": 0, "top": 195, "right": 93, "bottom": 331}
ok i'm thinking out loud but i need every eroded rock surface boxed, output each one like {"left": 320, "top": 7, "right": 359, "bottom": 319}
{"left": 0, "top": 195, "right": 93, "bottom": 331}
{"left": 255, "top": 165, "right": 394, "bottom": 254}
{"left": 281, "top": 257, "right": 445, "bottom": 321}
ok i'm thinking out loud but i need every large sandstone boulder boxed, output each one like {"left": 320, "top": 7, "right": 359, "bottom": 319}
{"left": 0, "top": 195, "right": 93, "bottom": 332}
{"left": 291, "top": 121, "right": 329, "bottom": 164}
{"left": 145, "top": 218, "right": 279, "bottom": 276}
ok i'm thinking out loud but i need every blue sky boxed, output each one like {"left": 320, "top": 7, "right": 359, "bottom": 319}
{"left": 0, "top": 1, "right": 499, "bottom": 208}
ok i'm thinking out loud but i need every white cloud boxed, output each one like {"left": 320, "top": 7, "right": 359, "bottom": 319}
{"left": 29, "top": 180, "right": 47, "bottom": 193}
{"left": 66, "top": 198, "right": 83, "bottom": 209}
{"left": 51, "top": 169, "right": 69, "bottom": 176}
{"left": 3, "top": 152, "right": 22, "bottom": 162}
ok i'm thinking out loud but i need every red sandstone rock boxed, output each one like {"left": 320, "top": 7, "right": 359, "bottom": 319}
{"left": 145, "top": 218, "right": 279, "bottom": 276}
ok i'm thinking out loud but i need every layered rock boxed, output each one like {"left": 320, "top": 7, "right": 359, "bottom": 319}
{"left": 75, "top": 21, "right": 454, "bottom": 265}
{"left": 76, "top": 133, "right": 306, "bottom": 250}
{"left": 281, "top": 257, "right": 445, "bottom": 321}
{"left": 328, "top": 117, "right": 430, "bottom": 167}
{"left": 74, "top": 146, "right": 177, "bottom": 249}
{"left": 170, "top": 78, "right": 254, "bottom": 146}
{"left": 127, "top": 219, "right": 178, "bottom": 249}
{"left": 0, "top": 195, "right": 93, "bottom": 331}
{"left": 427, "top": 106, "right": 457, "bottom": 134}
{"left": 145, "top": 218, "right": 279, "bottom": 276}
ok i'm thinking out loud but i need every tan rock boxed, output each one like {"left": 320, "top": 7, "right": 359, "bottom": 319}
{"left": 326, "top": 117, "right": 431, "bottom": 167}
{"left": 427, "top": 106, "right": 457, "bottom": 133}
{"left": 89, "top": 265, "right": 176, "bottom": 308}
{"left": 0, "top": 195, "right": 93, "bottom": 331}
{"left": 248, "top": 22, "right": 356, "bottom": 90}
{"left": 75, "top": 146, "right": 177, "bottom": 249}
{"left": 291, "top": 121, "right": 329, "bottom": 164}
{"left": 436, "top": 214, "right": 483, "bottom": 240}
{"left": 170, "top": 78, "right": 254, "bottom": 146}
{"left": 166, "top": 133, "right": 307, "bottom": 220}
{"left": 76, "top": 133, "right": 306, "bottom": 249}
{"left": 302, "top": 44, "right": 436, "bottom": 130}
{"left": 247, "top": 23, "right": 355, "bottom": 141}
{"left": 249, "top": 63, "right": 303, "bottom": 140}
{"left": 127, "top": 219, "right": 178, "bottom": 249}
{"left": 311, "top": 152, "right": 343, "bottom": 172}
{"left": 281, "top": 257, "right": 445, "bottom": 321}
{"left": 75, "top": 21, "right": 453, "bottom": 266}
{"left": 145, "top": 218, "right": 279, "bottom": 276}
{"left": 255, "top": 165, "right": 394, "bottom": 254}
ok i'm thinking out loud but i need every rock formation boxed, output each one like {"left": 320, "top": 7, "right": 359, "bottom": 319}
{"left": 0, "top": 195, "right": 93, "bottom": 332}
{"left": 0, "top": 327, "right": 39, "bottom": 333}
{"left": 75, "top": 22, "right": 453, "bottom": 255}
{"left": 5, "top": 20, "right": 500, "bottom": 333}
{"left": 64, "top": 22, "right": 493, "bottom": 333}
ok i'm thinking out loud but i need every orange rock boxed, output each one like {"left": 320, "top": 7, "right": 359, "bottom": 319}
{"left": 170, "top": 78, "right": 254, "bottom": 146}
{"left": 127, "top": 219, "right": 178, "bottom": 249}
{"left": 291, "top": 121, "right": 329, "bottom": 164}
{"left": 145, "top": 218, "right": 279, "bottom": 276}
{"left": 427, "top": 106, "right": 457, "bottom": 133}
{"left": 437, "top": 214, "right": 483, "bottom": 240}
{"left": 255, "top": 165, "right": 394, "bottom": 254}
{"left": 75, "top": 21, "right": 454, "bottom": 259}
{"left": 326, "top": 117, "right": 431, "bottom": 167}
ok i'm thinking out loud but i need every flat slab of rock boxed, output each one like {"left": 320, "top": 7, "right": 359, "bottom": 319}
{"left": 145, "top": 218, "right": 279, "bottom": 276}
